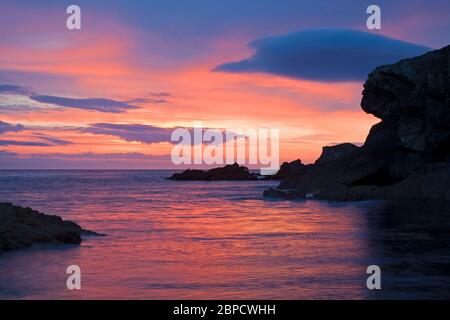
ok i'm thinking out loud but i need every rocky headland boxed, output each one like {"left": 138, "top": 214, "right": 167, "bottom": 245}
{"left": 0, "top": 202, "right": 103, "bottom": 252}
{"left": 265, "top": 45, "right": 450, "bottom": 201}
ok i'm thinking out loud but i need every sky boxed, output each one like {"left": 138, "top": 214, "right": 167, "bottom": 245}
{"left": 0, "top": 0, "right": 449, "bottom": 169}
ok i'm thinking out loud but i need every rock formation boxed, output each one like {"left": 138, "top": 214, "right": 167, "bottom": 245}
{"left": 264, "top": 45, "right": 450, "bottom": 201}
{"left": 168, "top": 163, "right": 258, "bottom": 181}
{"left": 264, "top": 159, "right": 305, "bottom": 180}
{"left": 0, "top": 202, "right": 103, "bottom": 252}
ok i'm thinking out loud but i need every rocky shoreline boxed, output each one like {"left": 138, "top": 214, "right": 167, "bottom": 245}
{"left": 264, "top": 45, "right": 450, "bottom": 201}
{"left": 167, "top": 46, "right": 450, "bottom": 201}
{"left": 0, "top": 202, "right": 103, "bottom": 252}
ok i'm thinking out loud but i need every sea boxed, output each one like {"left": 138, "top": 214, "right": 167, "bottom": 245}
{"left": 0, "top": 170, "right": 449, "bottom": 299}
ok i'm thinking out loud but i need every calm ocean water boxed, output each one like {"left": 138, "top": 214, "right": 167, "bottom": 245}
{"left": 0, "top": 170, "right": 449, "bottom": 299}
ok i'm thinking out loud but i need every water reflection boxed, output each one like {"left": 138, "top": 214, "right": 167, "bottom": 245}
{"left": 366, "top": 200, "right": 450, "bottom": 299}
{"left": 0, "top": 171, "right": 449, "bottom": 299}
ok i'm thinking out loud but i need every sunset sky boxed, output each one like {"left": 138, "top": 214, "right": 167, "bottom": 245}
{"left": 1, "top": 0, "right": 449, "bottom": 169}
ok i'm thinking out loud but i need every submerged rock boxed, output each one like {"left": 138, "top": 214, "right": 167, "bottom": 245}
{"left": 265, "top": 45, "right": 450, "bottom": 201}
{"left": 168, "top": 163, "right": 258, "bottom": 181}
{"left": 263, "top": 187, "right": 306, "bottom": 199}
{"left": 0, "top": 202, "right": 103, "bottom": 252}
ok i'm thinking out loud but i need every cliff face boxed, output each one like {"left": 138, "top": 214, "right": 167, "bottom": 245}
{"left": 266, "top": 45, "right": 450, "bottom": 201}
{"left": 362, "top": 45, "right": 450, "bottom": 163}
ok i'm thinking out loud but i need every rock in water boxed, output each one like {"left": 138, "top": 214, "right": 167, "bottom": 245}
{"left": 266, "top": 45, "right": 450, "bottom": 201}
{"left": 264, "top": 159, "right": 305, "bottom": 180}
{"left": 315, "top": 143, "right": 360, "bottom": 165}
{"left": 263, "top": 187, "right": 306, "bottom": 199}
{"left": 0, "top": 202, "right": 103, "bottom": 252}
{"left": 168, "top": 163, "right": 258, "bottom": 180}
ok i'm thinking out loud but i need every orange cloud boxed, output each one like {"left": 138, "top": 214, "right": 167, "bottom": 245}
{"left": 0, "top": 6, "right": 378, "bottom": 167}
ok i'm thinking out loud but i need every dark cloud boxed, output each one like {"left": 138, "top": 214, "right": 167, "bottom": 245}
{"left": 150, "top": 92, "right": 171, "bottom": 97}
{"left": 0, "top": 120, "right": 24, "bottom": 134}
{"left": 0, "top": 121, "right": 72, "bottom": 146}
{"left": 22, "top": 152, "right": 167, "bottom": 160}
{"left": 0, "top": 151, "right": 170, "bottom": 169}
{"left": 31, "top": 133, "right": 73, "bottom": 146}
{"left": 31, "top": 95, "right": 138, "bottom": 113}
{"left": 0, "top": 104, "right": 42, "bottom": 113}
{"left": 82, "top": 123, "right": 173, "bottom": 144}
{"left": 0, "top": 84, "right": 142, "bottom": 113}
{"left": 0, "top": 84, "right": 35, "bottom": 96}
{"left": 214, "top": 29, "right": 432, "bottom": 82}
{"left": 0, "top": 133, "right": 72, "bottom": 147}
{"left": 81, "top": 123, "right": 235, "bottom": 145}
{"left": 0, "top": 140, "right": 54, "bottom": 147}
{"left": 128, "top": 97, "right": 168, "bottom": 104}
{"left": 0, "top": 70, "right": 77, "bottom": 92}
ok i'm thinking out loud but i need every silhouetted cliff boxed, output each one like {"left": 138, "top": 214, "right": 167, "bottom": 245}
{"left": 265, "top": 45, "right": 450, "bottom": 201}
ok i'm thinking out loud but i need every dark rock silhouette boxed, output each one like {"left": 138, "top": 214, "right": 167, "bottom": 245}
{"left": 0, "top": 202, "right": 103, "bottom": 252}
{"left": 168, "top": 163, "right": 258, "bottom": 180}
{"left": 265, "top": 45, "right": 450, "bottom": 200}
{"left": 264, "top": 159, "right": 305, "bottom": 180}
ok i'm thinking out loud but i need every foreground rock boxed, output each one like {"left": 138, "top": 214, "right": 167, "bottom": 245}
{"left": 265, "top": 45, "right": 450, "bottom": 201}
{"left": 168, "top": 163, "right": 258, "bottom": 181}
{"left": 0, "top": 202, "right": 103, "bottom": 252}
